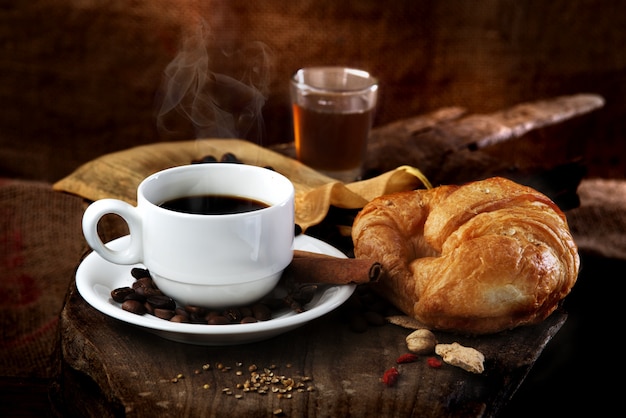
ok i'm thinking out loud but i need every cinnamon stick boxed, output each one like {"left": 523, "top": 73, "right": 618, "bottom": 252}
{"left": 280, "top": 250, "right": 382, "bottom": 285}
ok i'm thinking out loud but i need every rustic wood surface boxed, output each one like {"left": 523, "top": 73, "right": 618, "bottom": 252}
{"left": 363, "top": 95, "right": 600, "bottom": 206}
{"left": 60, "top": 268, "right": 566, "bottom": 418}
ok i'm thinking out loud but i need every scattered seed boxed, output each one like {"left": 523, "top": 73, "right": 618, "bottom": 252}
{"left": 167, "top": 361, "right": 315, "bottom": 402}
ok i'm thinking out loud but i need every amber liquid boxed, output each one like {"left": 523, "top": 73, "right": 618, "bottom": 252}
{"left": 292, "top": 104, "right": 373, "bottom": 173}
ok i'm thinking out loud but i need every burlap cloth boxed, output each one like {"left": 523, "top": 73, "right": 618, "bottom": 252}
{"left": 566, "top": 178, "right": 626, "bottom": 260}
{"left": 52, "top": 139, "right": 427, "bottom": 232}
{"left": 0, "top": 179, "right": 87, "bottom": 378}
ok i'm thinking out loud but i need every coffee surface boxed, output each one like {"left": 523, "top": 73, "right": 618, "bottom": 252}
{"left": 160, "top": 195, "right": 268, "bottom": 215}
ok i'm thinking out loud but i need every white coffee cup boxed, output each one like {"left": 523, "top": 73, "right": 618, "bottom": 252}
{"left": 82, "top": 163, "right": 295, "bottom": 309}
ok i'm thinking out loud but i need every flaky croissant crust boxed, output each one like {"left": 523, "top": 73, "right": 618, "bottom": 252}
{"left": 352, "top": 177, "right": 580, "bottom": 334}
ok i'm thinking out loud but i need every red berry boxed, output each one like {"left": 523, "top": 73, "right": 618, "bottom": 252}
{"left": 396, "top": 353, "right": 418, "bottom": 364}
{"left": 382, "top": 367, "right": 399, "bottom": 386}
{"left": 427, "top": 357, "right": 443, "bottom": 368}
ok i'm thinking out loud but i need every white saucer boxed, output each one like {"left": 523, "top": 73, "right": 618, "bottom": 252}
{"left": 75, "top": 234, "right": 356, "bottom": 345}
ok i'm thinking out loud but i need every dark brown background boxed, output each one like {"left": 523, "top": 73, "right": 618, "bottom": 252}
{"left": 1, "top": 0, "right": 624, "bottom": 183}
{"left": 1, "top": 1, "right": 625, "bottom": 417}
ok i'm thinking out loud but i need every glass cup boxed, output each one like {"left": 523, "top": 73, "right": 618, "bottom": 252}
{"left": 290, "top": 67, "right": 378, "bottom": 183}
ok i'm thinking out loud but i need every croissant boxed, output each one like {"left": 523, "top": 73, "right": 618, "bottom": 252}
{"left": 352, "top": 177, "right": 580, "bottom": 334}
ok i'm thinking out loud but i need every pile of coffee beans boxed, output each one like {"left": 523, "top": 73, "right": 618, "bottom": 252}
{"left": 111, "top": 267, "right": 400, "bottom": 334}
{"left": 191, "top": 152, "right": 242, "bottom": 164}
{"left": 191, "top": 152, "right": 275, "bottom": 172}
{"left": 111, "top": 267, "right": 276, "bottom": 325}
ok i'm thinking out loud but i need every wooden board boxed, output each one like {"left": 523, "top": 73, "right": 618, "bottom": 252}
{"left": 60, "top": 278, "right": 566, "bottom": 418}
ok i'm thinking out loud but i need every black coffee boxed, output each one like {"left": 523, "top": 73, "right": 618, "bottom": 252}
{"left": 159, "top": 194, "right": 269, "bottom": 215}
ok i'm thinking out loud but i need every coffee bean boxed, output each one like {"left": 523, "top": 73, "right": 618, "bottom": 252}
{"left": 147, "top": 295, "right": 176, "bottom": 310}
{"left": 251, "top": 303, "right": 272, "bottom": 321}
{"left": 175, "top": 307, "right": 189, "bottom": 318}
{"left": 130, "top": 267, "right": 151, "bottom": 280}
{"left": 142, "top": 287, "right": 164, "bottom": 297}
{"left": 133, "top": 277, "right": 154, "bottom": 290}
{"left": 154, "top": 308, "right": 176, "bottom": 320}
{"left": 122, "top": 299, "right": 147, "bottom": 315}
{"left": 189, "top": 314, "right": 208, "bottom": 324}
{"left": 134, "top": 285, "right": 161, "bottom": 298}
{"left": 123, "top": 291, "right": 146, "bottom": 303}
{"left": 204, "top": 310, "right": 222, "bottom": 320}
{"left": 111, "top": 287, "right": 134, "bottom": 303}
{"left": 143, "top": 301, "right": 154, "bottom": 315}
{"left": 197, "top": 155, "right": 218, "bottom": 163}
{"left": 222, "top": 308, "right": 242, "bottom": 323}
{"left": 170, "top": 314, "right": 189, "bottom": 323}
{"left": 240, "top": 316, "right": 258, "bottom": 324}
{"left": 207, "top": 315, "right": 230, "bottom": 325}
{"left": 239, "top": 306, "right": 253, "bottom": 318}
{"left": 185, "top": 305, "right": 209, "bottom": 316}
{"left": 220, "top": 152, "right": 241, "bottom": 163}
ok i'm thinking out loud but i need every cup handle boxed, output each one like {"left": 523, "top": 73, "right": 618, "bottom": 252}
{"left": 82, "top": 199, "right": 143, "bottom": 265}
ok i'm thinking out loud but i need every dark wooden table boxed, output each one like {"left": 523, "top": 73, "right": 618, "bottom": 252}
{"left": 55, "top": 98, "right": 615, "bottom": 417}
{"left": 59, "top": 245, "right": 566, "bottom": 418}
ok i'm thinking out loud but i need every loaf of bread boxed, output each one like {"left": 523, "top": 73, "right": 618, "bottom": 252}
{"left": 352, "top": 177, "right": 579, "bottom": 334}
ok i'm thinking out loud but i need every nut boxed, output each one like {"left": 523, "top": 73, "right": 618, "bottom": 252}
{"left": 386, "top": 315, "right": 428, "bottom": 330}
{"left": 435, "top": 342, "right": 485, "bottom": 374}
{"left": 405, "top": 329, "right": 437, "bottom": 354}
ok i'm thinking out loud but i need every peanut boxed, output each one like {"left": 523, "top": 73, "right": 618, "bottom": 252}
{"left": 405, "top": 329, "right": 437, "bottom": 354}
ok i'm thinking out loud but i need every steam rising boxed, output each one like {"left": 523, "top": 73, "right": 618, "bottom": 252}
{"left": 156, "top": 19, "right": 272, "bottom": 143}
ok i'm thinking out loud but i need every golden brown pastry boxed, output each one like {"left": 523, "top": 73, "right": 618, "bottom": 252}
{"left": 352, "top": 177, "right": 580, "bottom": 334}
